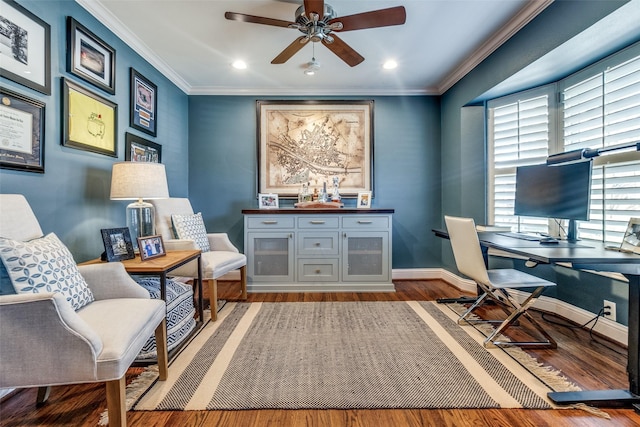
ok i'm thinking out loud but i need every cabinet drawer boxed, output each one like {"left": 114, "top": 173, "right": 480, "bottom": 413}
{"left": 298, "top": 217, "right": 339, "bottom": 229}
{"left": 342, "top": 216, "right": 389, "bottom": 229}
{"left": 297, "top": 232, "right": 339, "bottom": 255}
{"left": 297, "top": 259, "right": 339, "bottom": 282}
{"left": 246, "top": 216, "right": 295, "bottom": 229}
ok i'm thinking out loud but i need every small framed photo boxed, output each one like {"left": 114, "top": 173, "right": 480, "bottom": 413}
{"left": 357, "top": 191, "right": 372, "bottom": 208}
{"left": 125, "top": 132, "right": 161, "bottom": 162}
{"left": 258, "top": 193, "right": 279, "bottom": 209}
{"left": 130, "top": 68, "right": 157, "bottom": 137}
{"left": 100, "top": 227, "right": 135, "bottom": 262}
{"left": 621, "top": 217, "right": 640, "bottom": 255}
{"left": 137, "top": 235, "right": 166, "bottom": 261}
{"left": 67, "top": 17, "right": 116, "bottom": 94}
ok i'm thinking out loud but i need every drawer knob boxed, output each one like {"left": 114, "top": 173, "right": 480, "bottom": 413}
{"left": 315, "top": 269, "right": 321, "bottom": 274}
{"left": 314, "top": 242, "right": 321, "bottom": 246}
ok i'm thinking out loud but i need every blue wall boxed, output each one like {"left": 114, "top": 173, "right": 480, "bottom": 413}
{"left": 188, "top": 95, "right": 442, "bottom": 268}
{"left": 0, "top": 0, "right": 189, "bottom": 261}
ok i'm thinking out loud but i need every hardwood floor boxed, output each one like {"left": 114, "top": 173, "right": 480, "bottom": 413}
{"left": 2, "top": 279, "right": 639, "bottom": 427}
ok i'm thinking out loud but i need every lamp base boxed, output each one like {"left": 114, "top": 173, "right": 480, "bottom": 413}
{"left": 126, "top": 201, "right": 156, "bottom": 250}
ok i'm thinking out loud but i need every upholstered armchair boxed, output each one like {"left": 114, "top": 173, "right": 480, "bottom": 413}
{"left": 150, "top": 198, "right": 247, "bottom": 320}
{"left": 0, "top": 194, "right": 169, "bottom": 427}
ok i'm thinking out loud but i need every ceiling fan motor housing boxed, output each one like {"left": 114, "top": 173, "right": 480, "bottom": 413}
{"left": 294, "top": 4, "right": 338, "bottom": 43}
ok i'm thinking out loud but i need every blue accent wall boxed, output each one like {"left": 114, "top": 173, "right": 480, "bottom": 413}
{"left": 0, "top": 1, "right": 189, "bottom": 261}
{"left": 188, "top": 95, "right": 442, "bottom": 268}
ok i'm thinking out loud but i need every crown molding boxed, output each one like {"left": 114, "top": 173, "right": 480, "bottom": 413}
{"left": 437, "top": 0, "right": 553, "bottom": 94}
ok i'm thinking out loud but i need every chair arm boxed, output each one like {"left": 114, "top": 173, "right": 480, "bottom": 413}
{"left": 78, "top": 263, "right": 150, "bottom": 300}
{"left": 163, "top": 238, "right": 199, "bottom": 251}
{"left": 208, "top": 233, "right": 239, "bottom": 253}
{"left": 0, "top": 293, "right": 103, "bottom": 387}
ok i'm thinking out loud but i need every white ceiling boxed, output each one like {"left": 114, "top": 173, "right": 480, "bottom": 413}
{"left": 77, "top": 0, "right": 552, "bottom": 96}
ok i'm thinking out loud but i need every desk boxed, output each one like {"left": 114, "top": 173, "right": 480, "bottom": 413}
{"left": 433, "top": 229, "right": 640, "bottom": 410}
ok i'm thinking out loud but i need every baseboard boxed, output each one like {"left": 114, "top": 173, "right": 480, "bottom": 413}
{"left": 392, "top": 268, "right": 628, "bottom": 347}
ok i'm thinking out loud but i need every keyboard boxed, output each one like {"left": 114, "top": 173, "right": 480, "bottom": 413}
{"left": 496, "top": 232, "right": 541, "bottom": 241}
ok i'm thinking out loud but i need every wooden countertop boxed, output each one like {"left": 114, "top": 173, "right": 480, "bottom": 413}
{"left": 242, "top": 208, "right": 394, "bottom": 214}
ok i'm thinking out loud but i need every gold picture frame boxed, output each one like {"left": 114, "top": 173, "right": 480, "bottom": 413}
{"left": 257, "top": 100, "right": 373, "bottom": 198}
{"left": 62, "top": 78, "right": 117, "bottom": 157}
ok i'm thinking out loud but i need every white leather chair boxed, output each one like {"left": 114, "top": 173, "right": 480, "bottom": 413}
{"left": 0, "top": 194, "right": 169, "bottom": 426}
{"left": 151, "top": 198, "right": 247, "bottom": 321}
{"left": 444, "top": 215, "right": 557, "bottom": 349}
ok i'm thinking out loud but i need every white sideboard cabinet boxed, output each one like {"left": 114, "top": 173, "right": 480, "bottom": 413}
{"left": 242, "top": 209, "right": 394, "bottom": 292}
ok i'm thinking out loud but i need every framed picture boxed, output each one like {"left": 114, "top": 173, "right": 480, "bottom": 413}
{"left": 137, "top": 235, "right": 166, "bottom": 261}
{"left": 357, "top": 191, "right": 372, "bottom": 209}
{"left": 100, "top": 227, "right": 135, "bottom": 262}
{"left": 0, "top": 87, "right": 45, "bottom": 173}
{"left": 62, "top": 78, "right": 117, "bottom": 157}
{"left": 130, "top": 68, "right": 157, "bottom": 137}
{"left": 621, "top": 218, "right": 640, "bottom": 255}
{"left": 125, "top": 132, "right": 161, "bottom": 162}
{"left": 257, "top": 100, "right": 373, "bottom": 198}
{"left": 258, "top": 193, "right": 279, "bottom": 209}
{"left": 0, "top": 0, "right": 51, "bottom": 95}
{"left": 67, "top": 17, "right": 116, "bottom": 94}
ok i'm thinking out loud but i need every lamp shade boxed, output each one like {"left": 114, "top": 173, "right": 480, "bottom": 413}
{"left": 110, "top": 162, "right": 169, "bottom": 200}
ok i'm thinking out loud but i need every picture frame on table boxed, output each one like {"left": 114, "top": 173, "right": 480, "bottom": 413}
{"left": 257, "top": 100, "right": 373, "bottom": 198}
{"left": 125, "top": 132, "right": 161, "bottom": 162}
{"left": 621, "top": 217, "right": 640, "bottom": 255}
{"left": 100, "top": 227, "right": 135, "bottom": 262}
{"left": 357, "top": 191, "right": 372, "bottom": 208}
{"left": 130, "top": 68, "right": 157, "bottom": 137}
{"left": 137, "top": 235, "right": 166, "bottom": 261}
{"left": 67, "top": 17, "right": 116, "bottom": 95}
{"left": 258, "top": 193, "right": 279, "bottom": 209}
{"left": 62, "top": 78, "right": 117, "bottom": 157}
{"left": 0, "top": 87, "right": 45, "bottom": 173}
{"left": 0, "top": 0, "right": 51, "bottom": 95}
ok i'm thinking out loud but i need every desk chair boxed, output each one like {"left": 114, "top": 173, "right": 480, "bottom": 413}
{"left": 444, "top": 215, "right": 557, "bottom": 349}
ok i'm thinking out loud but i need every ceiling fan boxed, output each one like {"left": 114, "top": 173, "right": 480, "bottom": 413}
{"left": 225, "top": 0, "right": 406, "bottom": 67}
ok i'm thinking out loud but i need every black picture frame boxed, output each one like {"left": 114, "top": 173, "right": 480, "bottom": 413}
{"left": 0, "top": 0, "right": 51, "bottom": 95}
{"left": 0, "top": 87, "right": 45, "bottom": 173}
{"left": 67, "top": 17, "right": 116, "bottom": 95}
{"left": 130, "top": 68, "right": 157, "bottom": 137}
{"left": 137, "top": 235, "right": 166, "bottom": 261}
{"left": 62, "top": 78, "right": 118, "bottom": 157}
{"left": 125, "top": 132, "right": 161, "bottom": 162}
{"left": 100, "top": 227, "right": 135, "bottom": 262}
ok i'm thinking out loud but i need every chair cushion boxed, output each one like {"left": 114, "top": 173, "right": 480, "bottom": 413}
{"left": 171, "top": 212, "right": 211, "bottom": 252}
{"left": 202, "top": 250, "right": 247, "bottom": 279}
{"left": 0, "top": 233, "right": 94, "bottom": 310}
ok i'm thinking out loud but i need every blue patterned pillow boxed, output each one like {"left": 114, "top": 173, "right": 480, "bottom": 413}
{"left": 0, "top": 233, "right": 94, "bottom": 310}
{"left": 171, "top": 212, "right": 211, "bottom": 252}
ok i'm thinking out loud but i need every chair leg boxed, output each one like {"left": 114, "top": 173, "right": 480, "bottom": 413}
{"left": 240, "top": 265, "right": 248, "bottom": 300}
{"left": 154, "top": 318, "right": 169, "bottom": 381}
{"left": 208, "top": 279, "right": 218, "bottom": 321}
{"left": 35, "top": 386, "right": 51, "bottom": 407}
{"left": 105, "top": 377, "right": 126, "bottom": 427}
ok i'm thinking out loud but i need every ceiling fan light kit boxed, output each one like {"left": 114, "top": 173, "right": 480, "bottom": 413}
{"left": 225, "top": 0, "right": 406, "bottom": 67}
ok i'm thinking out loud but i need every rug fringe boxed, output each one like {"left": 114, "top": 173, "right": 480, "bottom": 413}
{"left": 444, "top": 302, "right": 610, "bottom": 419}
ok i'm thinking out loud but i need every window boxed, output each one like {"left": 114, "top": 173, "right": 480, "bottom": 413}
{"left": 488, "top": 44, "right": 640, "bottom": 243}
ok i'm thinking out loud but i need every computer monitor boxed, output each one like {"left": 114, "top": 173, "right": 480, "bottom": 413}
{"left": 514, "top": 160, "right": 593, "bottom": 241}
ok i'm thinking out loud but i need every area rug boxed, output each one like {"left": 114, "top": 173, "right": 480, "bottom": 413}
{"left": 130, "top": 300, "right": 583, "bottom": 412}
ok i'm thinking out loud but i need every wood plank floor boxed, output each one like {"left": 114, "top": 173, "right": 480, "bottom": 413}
{"left": 2, "top": 279, "right": 639, "bottom": 427}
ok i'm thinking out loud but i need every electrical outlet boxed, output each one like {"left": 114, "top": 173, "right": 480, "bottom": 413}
{"left": 603, "top": 299, "right": 617, "bottom": 322}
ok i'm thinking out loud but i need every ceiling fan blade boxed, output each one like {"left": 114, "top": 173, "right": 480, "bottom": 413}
{"left": 328, "top": 6, "right": 406, "bottom": 31}
{"left": 304, "top": 0, "right": 325, "bottom": 18}
{"left": 322, "top": 34, "right": 364, "bottom": 67}
{"left": 272, "top": 36, "right": 309, "bottom": 64}
{"left": 225, "top": 11, "right": 295, "bottom": 28}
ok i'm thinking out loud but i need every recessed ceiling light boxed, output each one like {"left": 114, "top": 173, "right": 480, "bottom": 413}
{"left": 383, "top": 60, "right": 398, "bottom": 70}
{"left": 232, "top": 60, "right": 247, "bottom": 70}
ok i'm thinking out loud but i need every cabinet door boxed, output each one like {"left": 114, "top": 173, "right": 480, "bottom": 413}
{"left": 246, "top": 232, "right": 294, "bottom": 282}
{"left": 342, "top": 231, "right": 390, "bottom": 282}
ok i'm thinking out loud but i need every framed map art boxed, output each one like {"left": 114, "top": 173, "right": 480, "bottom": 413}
{"left": 257, "top": 100, "right": 373, "bottom": 198}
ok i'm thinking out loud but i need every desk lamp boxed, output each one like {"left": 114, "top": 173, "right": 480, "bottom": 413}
{"left": 110, "top": 162, "right": 169, "bottom": 249}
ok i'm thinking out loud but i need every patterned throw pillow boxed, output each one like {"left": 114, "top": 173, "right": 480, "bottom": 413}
{"left": 0, "top": 233, "right": 94, "bottom": 310}
{"left": 171, "top": 212, "right": 211, "bottom": 252}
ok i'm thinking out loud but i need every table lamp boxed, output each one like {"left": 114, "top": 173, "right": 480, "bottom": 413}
{"left": 110, "top": 162, "right": 169, "bottom": 249}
